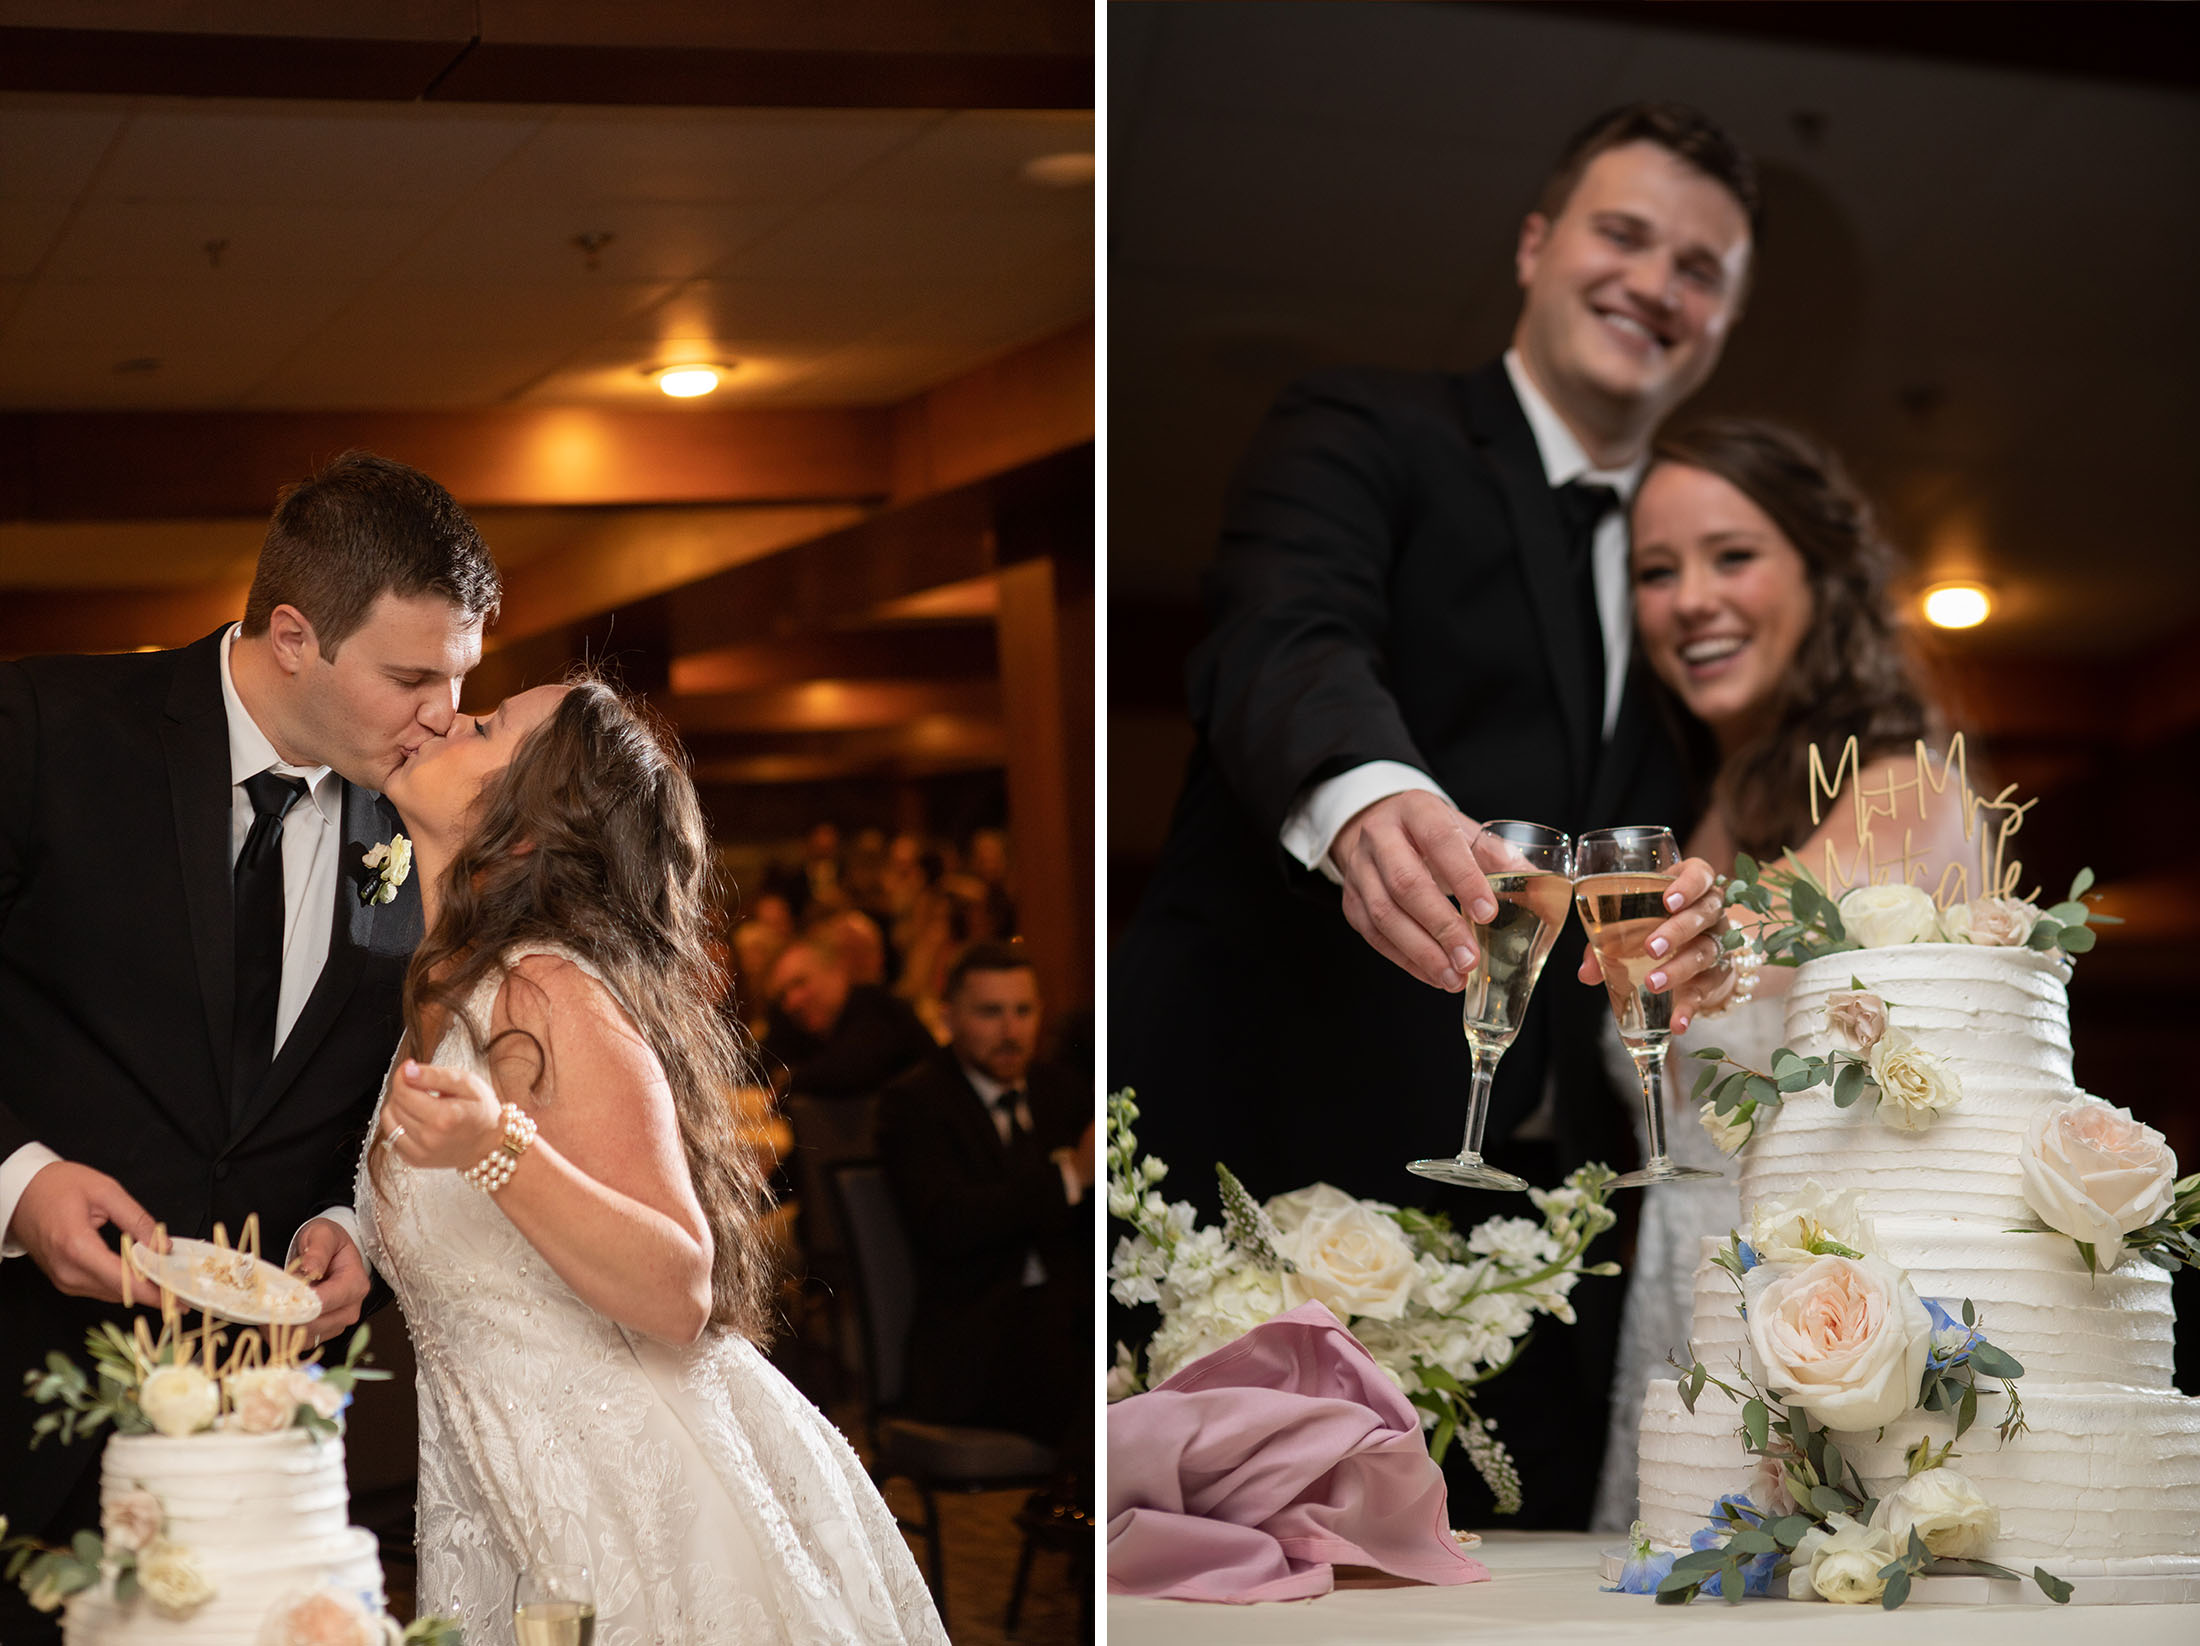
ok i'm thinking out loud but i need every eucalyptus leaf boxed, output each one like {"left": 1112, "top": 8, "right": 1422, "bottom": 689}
{"left": 2061, "top": 925, "right": 2096, "bottom": 954}
{"left": 1956, "top": 1379, "right": 1978, "bottom": 1440}
{"left": 1969, "top": 1344, "right": 2025, "bottom": 1379}
{"left": 2026, "top": 922, "right": 2063, "bottom": 952}
{"left": 1962, "top": 1298, "right": 1976, "bottom": 1328}
{"left": 1881, "top": 1568, "right": 1912, "bottom": 1610}
{"left": 1808, "top": 1484, "right": 1850, "bottom": 1518}
{"left": 2035, "top": 1567, "right": 2074, "bottom": 1603}
{"left": 1743, "top": 1398, "right": 1769, "bottom": 1453}
{"left": 2070, "top": 867, "right": 2095, "bottom": 899}
{"left": 1653, "top": 1584, "right": 1695, "bottom": 1605}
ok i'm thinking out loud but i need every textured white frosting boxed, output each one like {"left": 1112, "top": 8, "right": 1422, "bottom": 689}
{"left": 1639, "top": 1376, "right": 2200, "bottom": 1566}
{"left": 1628, "top": 942, "right": 2200, "bottom": 1579}
{"left": 63, "top": 1429, "right": 383, "bottom": 1645}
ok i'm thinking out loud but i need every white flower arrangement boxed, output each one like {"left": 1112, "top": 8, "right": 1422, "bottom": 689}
{"left": 359, "top": 834, "right": 411, "bottom": 906}
{"left": 1690, "top": 978, "right": 1961, "bottom": 1155}
{"left": 1105, "top": 1090, "right": 1618, "bottom": 1515}
{"left": 1637, "top": 1221, "right": 2072, "bottom": 1610}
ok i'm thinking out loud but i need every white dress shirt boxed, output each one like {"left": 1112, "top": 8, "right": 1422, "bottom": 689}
{"left": 1279, "top": 350, "right": 1647, "bottom": 879}
{"left": 1, "top": 626, "right": 351, "bottom": 1260}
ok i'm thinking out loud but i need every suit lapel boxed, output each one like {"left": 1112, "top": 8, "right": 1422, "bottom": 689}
{"left": 230, "top": 786, "right": 412, "bottom": 1143}
{"left": 950, "top": 1064, "right": 1012, "bottom": 1167}
{"left": 159, "top": 633, "right": 236, "bottom": 1122}
{"left": 1453, "top": 366, "right": 1596, "bottom": 800}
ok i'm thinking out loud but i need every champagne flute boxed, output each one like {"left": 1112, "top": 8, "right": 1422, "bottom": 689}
{"left": 1575, "top": 825, "right": 1721, "bottom": 1190}
{"left": 1408, "top": 820, "right": 1574, "bottom": 1192}
{"left": 513, "top": 1563, "right": 595, "bottom": 1646}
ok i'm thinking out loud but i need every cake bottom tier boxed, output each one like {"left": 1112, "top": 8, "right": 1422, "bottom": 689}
{"left": 62, "top": 1527, "right": 382, "bottom": 1645}
{"left": 1637, "top": 1377, "right": 2200, "bottom": 1569}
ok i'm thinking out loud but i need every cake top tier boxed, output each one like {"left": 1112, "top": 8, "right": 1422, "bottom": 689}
{"left": 1782, "top": 942, "right": 2074, "bottom": 1087}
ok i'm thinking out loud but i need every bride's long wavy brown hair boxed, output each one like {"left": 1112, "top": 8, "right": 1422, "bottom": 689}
{"left": 1638, "top": 419, "right": 1940, "bottom": 860}
{"left": 393, "top": 675, "right": 776, "bottom": 1341}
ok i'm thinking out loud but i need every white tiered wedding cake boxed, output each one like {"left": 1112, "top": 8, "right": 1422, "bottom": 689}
{"left": 61, "top": 1429, "right": 386, "bottom": 1645}
{"left": 1631, "top": 940, "right": 2200, "bottom": 1598}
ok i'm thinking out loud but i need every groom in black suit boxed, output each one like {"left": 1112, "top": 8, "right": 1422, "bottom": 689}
{"left": 0, "top": 453, "right": 499, "bottom": 1643}
{"left": 1110, "top": 105, "right": 1759, "bottom": 1521}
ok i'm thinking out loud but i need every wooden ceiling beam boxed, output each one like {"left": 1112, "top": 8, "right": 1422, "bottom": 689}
{"left": 0, "top": 407, "right": 892, "bottom": 523}
{"left": 670, "top": 624, "right": 997, "bottom": 696}
{"left": 0, "top": 3, "right": 1092, "bottom": 107}
{"left": 671, "top": 679, "right": 1000, "bottom": 735}
{"left": 685, "top": 718, "right": 1007, "bottom": 780}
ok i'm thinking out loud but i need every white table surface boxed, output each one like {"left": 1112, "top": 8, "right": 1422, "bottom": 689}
{"left": 1107, "top": 1531, "right": 2200, "bottom": 1644}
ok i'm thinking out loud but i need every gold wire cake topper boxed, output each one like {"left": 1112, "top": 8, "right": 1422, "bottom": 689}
{"left": 120, "top": 1215, "right": 324, "bottom": 1380}
{"left": 1805, "top": 732, "right": 2037, "bottom": 909}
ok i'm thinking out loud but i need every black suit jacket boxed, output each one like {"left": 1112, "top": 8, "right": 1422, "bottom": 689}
{"left": 1110, "top": 362, "right": 1692, "bottom": 1209}
{"left": 765, "top": 984, "right": 938, "bottom": 1100}
{"left": 0, "top": 628, "right": 421, "bottom": 1533}
{"left": 875, "top": 1053, "right": 1090, "bottom": 1420}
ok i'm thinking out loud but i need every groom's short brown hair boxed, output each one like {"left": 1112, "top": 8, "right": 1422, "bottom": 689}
{"left": 1539, "top": 102, "right": 1761, "bottom": 240}
{"left": 242, "top": 451, "right": 500, "bottom": 654}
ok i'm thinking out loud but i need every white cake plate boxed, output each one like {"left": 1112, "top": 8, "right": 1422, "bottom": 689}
{"left": 1598, "top": 1547, "right": 2200, "bottom": 1605}
{"left": 128, "top": 1236, "right": 321, "bottom": 1325}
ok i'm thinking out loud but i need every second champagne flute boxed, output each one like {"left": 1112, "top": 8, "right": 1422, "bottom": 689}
{"left": 1407, "top": 819, "right": 1573, "bottom": 1192}
{"left": 1574, "top": 824, "right": 1722, "bottom": 1191}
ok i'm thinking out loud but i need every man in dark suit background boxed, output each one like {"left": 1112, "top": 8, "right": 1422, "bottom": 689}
{"left": 0, "top": 453, "right": 498, "bottom": 1644}
{"left": 1110, "top": 104, "right": 1759, "bottom": 1522}
{"left": 878, "top": 943, "right": 1092, "bottom": 1470}
{"left": 764, "top": 931, "right": 936, "bottom": 1098}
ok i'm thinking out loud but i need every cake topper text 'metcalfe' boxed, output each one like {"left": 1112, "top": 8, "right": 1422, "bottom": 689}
{"left": 1806, "top": 733, "right": 2036, "bottom": 909}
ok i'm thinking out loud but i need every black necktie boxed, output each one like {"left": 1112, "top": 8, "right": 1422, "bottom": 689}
{"left": 1553, "top": 480, "right": 1617, "bottom": 750}
{"left": 232, "top": 771, "right": 307, "bottom": 1119}
{"left": 998, "top": 1088, "right": 1039, "bottom": 1164}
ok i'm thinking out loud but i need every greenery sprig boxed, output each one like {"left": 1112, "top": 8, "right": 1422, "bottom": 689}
{"left": 1688, "top": 1031, "right": 1877, "bottom": 1148}
{"left": 1723, "top": 856, "right": 2117, "bottom": 966}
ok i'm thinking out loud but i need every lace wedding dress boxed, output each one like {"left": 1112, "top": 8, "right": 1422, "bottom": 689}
{"left": 356, "top": 946, "right": 947, "bottom": 1646}
{"left": 1586, "top": 990, "right": 1781, "bottom": 1534}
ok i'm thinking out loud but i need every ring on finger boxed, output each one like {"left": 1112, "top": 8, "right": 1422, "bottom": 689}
{"left": 382, "top": 1123, "right": 406, "bottom": 1151}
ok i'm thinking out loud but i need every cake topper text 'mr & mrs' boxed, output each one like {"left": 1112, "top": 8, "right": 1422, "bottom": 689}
{"left": 1806, "top": 732, "right": 2037, "bottom": 909}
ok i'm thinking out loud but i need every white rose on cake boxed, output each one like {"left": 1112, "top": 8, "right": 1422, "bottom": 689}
{"left": 1748, "top": 1181, "right": 1875, "bottom": 1266}
{"left": 136, "top": 1539, "right": 217, "bottom": 1618}
{"left": 1940, "top": 896, "right": 2039, "bottom": 947}
{"left": 1267, "top": 1184, "right": 1420, "bottom": 1321}
{"left": 100, "top": 1486, "right": 164, "bottom": 1553}
{"left": 1837, "top": 883, "right": 1940, "bottom": 948}
{"left": 227, "top": 1365, "right": 306, "bottom": 1434}
{"left": 1698, "top": 1099, "right": 1752, "bottom": 1156}
{"left": 1870, "top": 1466, "right": 2000, "bottom": 1558}
{"left": 1822, "top": 988, "right": 1889, "bottom": 1053}
{"left": 1788, "top": 1513, "right": 1903, "bottom": 1604}
{"left": 1868, "top": 1029, "right": 1962, "bottom": 1132}
{"left": 139, "top": 1364, "right": 219, "bottom": 1438}
{"left": 2019, "top": 1098, "right": 2177, "bottom": 1268}
{"left": 1744, "top": 1253, "right": 1932, "bottom": 1430}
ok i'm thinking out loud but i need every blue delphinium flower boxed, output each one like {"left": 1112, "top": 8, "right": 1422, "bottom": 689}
{"left": 1735, "top": 1239, "right": 1760, "bottom": 1273}
{"left": 1689, "top": 1496, "right": 1778, "bottom": 1597}
{"left": 1608, "top": 1521, "right": 1678, "bottom": 1594}
{"left": 1922, "top": 1297, "right": 1982, "bottom": 1371}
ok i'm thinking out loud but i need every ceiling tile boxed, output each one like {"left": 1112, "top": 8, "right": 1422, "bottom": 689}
{"left": 0, "top": 95, "right": 128, "bottom": 201}
{"left": 482, "top": 107, "right": 936, "bottom": 205}
{"left": 42, "top": 200, "right": 444, "bottom": 284}
{"left": 383, "top": 200, "right": 783, "bottom": 285}
{"left": 93, "top": 99, "right": 548, "bottom": 204}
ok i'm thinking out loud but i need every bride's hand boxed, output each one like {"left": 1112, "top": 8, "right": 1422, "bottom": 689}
{"left": 380, "top": 1059, "right": 506, "bottom": 1171}
{"left": 1576, "top": 854, "right": 1732, "bottom": 1033}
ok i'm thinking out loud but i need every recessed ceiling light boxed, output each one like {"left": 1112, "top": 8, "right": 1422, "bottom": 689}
{"left": 1020, "top": 151, "right": 1095, "bottom": 188}
{"left": 1922, "top": 582, "right": 1992, "bottom": 630}
{"left": 654, "top": 364, "right": 723, "bottom": 398}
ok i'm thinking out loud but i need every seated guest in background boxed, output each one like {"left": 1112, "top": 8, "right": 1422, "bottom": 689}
{"left": 762, "top": 932, "right": 934, "bottom": 1098}
{"left": 877, "top": 943, "right": 1093, "bottom": 1479}
{"left": 824, "top": 906, "right": 891, "bottom": 988}
{"left": 728, "top": 917, "right": 787, "bottom": 1040}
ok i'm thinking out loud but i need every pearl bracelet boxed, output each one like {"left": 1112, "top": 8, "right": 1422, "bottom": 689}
{"left": 1694, "top": 942, "right": 1764, "bottom": 1021}
{"left": 462, "top": 1102, "right": 537, "bottom": 1194}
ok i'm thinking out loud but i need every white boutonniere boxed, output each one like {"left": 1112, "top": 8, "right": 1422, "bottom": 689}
{"left": 360, "top": 834, "right": 412, "bottom": 906}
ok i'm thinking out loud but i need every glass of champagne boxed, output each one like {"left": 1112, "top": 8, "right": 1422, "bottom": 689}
{"left": 513, "top": 1563, "right": 595, "bottom": 1646}
{"left": 1575, "top": 825, "right": 1722, "bottom": 1190}
{"left": 1408, "top": 819, "right": 1574, "bottom": 1192}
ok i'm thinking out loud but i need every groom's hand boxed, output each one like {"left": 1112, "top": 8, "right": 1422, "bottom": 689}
{"left": 291, "top": 1219, "right": 371, "bottom": 1343}
{"left": 12, "top": 1161, "right": 162, "bottom": 1304}
{"left": 1577, "top": 854, "right": 1731, "bottom": 1032}
{"left": 1332, "top": 792, "right": 1496, "bottom": 991}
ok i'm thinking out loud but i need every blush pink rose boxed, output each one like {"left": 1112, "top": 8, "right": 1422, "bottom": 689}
{"left": 1744, "top": 1254, "right": 1932, "bottom": 1431}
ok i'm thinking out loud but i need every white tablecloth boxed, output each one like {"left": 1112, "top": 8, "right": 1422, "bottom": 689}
{"left": 1107, "top": 1531, "right": 2200, "bottom": 1644}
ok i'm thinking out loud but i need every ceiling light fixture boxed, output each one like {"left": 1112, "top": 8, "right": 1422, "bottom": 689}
{"left": 1922, "top": 582, "right": 1992, "bottom": 630}
{"left": 1020, "top": 151, "right": 1095, "bottom": 188}
{"left": 655, "top": 364, "right": 723, "bottom": 398}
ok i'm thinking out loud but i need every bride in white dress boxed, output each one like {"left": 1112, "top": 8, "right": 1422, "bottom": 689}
{"left": 1587, "top": 420, "right": 1975, "bottom": 1533}
{"left": 358, "top": 677, "right": 947, "bottom": 1644}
